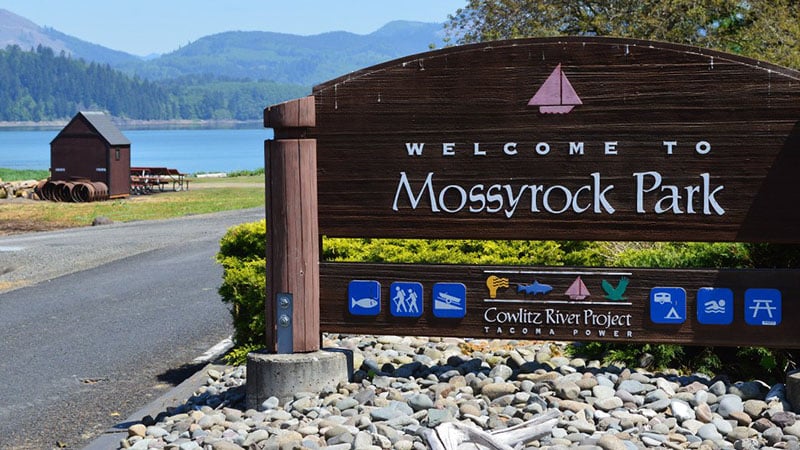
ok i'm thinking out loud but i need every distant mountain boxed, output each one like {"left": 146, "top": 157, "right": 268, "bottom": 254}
{"left": 0, "top": 9, "right": 66, "bottom": 52}
{"left": 0, "top": 9, "right": 141, "bottom": 65}
{"left": 121, "top": 21, "right": 448, "bottom": 85}
{"left": 40, "top": 27, "right": 141, "bottom": 65}
{"left": 0, "top": 9, "right": 449, "bottom": 122}
{"left": 1, "top": 8, "right": 447, "bottom": 86}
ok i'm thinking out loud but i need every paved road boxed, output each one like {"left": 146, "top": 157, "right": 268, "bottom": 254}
{"left": 0, "top": 208, "right": 264, "bottom": 449}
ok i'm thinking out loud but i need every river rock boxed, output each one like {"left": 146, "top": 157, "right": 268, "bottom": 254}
{"left": 481, "top": 382, "right": 517, "bottom": 400}
{"left": 770, "top": 411, "right": 797, "bottom": 427}
{"left": 709, "top": 380, "right": 727, "bottom": 396}
{"left": 594, "top": 396, "right": 624, "bottom": 411}
{"left": 729, "top": 410, "right": 752, "bottom": 426}
{"left": 671, "top": 399, "right": 696, "bottom": 422}
{"left": 242, "top": 429, "right": 270, "bottom": 446}
{"left": 555, "top": 380, "right": 581, "bottom": 400}
{"left": 697, "top": 423, "right": 724, "bottom": 441}
{"left": 718, "top": 395, "right": 745, "bottom": 418}
{"left": 370, "top": 401, "right": 413, "bottom": 421}
{"left": 695, "top": 403, "right": 713, "bottom": 423}
{"left": 489, "top": 364, "right": 513, "bottom": 381}
{"left": 593, "top": 385, "right": 616, "bottom": 400}
{"left": 743, "top": 399, "right": 767, "bottom": 418}
{"left": 109, "top": 336, "right": 798, "bottom": 450}
{"left": 727, "top": 426, "right": 758, "bottom": 441}
{"left": 209, "top": 441, "right": 244, "bottom": 450}
{"left": 408, "top": 394, "right": 434, "bottom": 412}
{"left": 729, "top": 381, "right": 766, "bottom": 400}
{"left": 784, "top": 422, "right": 800, "bottom": 438}
{"left": 763, "top": 426, "right": 784, "bottom": 445}
{"left": 128, "top": 424, "right": 147, "bottom": 438}
{"left": 618, "top": 380, "right": 646, "bottom": 395}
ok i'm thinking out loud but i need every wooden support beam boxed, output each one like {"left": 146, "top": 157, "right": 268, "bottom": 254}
{"left": 265, "top": 96, "right": 315, "bottom": 139}
{"left": 264, "top": 97, "right": 319, "bottom": 353}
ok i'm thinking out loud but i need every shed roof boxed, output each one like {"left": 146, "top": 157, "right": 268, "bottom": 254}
{"left": 53, "top": 111, "right": 131, "bottom": 146}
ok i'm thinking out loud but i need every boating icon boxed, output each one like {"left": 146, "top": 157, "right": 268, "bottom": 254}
{"left": 565, "top": 276, "right": 590, "bottom": 300}
{"left": 434, "top": 291, "right": 464, "bottom": 310}
{"left": 529, "top": 63, "right": 583, "bottom": 114}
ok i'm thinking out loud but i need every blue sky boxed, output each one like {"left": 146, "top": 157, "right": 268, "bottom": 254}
{"left": 3, "top": 1, "right": 465, "bottom": 56}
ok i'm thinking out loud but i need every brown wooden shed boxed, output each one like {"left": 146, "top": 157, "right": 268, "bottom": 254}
{"left": 50, "top": 111, "right": 131, "bottom": 198}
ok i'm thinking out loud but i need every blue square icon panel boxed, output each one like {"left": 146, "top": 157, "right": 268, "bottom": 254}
{"left": 745, "top": 288, "right": 781, "bottom": 326}
{"left": 390, "top": 282, "right": 423, "bottom": 317}
{"left": 432, "top": 283, "right": 467, "bottom": 319}
{"left": 348, "top": 280, "right": 381, "bottom": 316}
{"left": 650, "top": 287, "right": 686, "bottom": 324}
{"left": 697, "top": 288, "right": 733, "bottom": 325}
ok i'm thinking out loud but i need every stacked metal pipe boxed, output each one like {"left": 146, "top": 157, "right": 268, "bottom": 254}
{"left": 36, "top": 180, "right": 109, "bottom": 202}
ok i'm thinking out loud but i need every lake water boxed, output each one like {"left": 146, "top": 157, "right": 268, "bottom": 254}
{"left": 0, "top": 127, "right": 274, "bottom": 174}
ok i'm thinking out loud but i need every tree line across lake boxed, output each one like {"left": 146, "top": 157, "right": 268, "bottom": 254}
{"left": 0, "top": 45, "right": 308, "bottom": 122}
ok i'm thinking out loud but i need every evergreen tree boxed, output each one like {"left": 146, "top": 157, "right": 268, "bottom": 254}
{"left": 0, "top": 45, "right": 308, "bottom": 121}
{"left": 445, "top": 0, "right": 800, "bottom": 69}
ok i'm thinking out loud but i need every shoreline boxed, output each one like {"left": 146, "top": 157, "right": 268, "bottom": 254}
{"left": 0, "top": 118, "right": 263, "bottom": 131}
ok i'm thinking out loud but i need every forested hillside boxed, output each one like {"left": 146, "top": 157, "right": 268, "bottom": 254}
{"left": 121, "top": 21, "right": 448, "bottom": 85}
{"left": 0, "top": 10, "right": 446, "bottom": 122}
{"left": 0, "top": 45, "right": 308, "bottom": 121}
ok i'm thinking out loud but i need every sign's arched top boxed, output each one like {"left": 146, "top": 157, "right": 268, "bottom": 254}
{"left": 316, "top": 37, "right": 800, "bottom": 92}
{"left": 308, "top": 37, "right": 800, "bottom": 243}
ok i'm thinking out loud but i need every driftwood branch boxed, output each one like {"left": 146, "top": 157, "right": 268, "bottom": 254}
{"left": 424, "top": 409, "right": 560, "bottom": 450}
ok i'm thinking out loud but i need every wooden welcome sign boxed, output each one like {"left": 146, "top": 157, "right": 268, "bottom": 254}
{"left": 265, "top": 37, "right": 800, "bottom": 352}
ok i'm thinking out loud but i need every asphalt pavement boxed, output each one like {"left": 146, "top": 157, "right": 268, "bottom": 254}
{"left": 0, "top": 207, "right": 264, "bottom": 449}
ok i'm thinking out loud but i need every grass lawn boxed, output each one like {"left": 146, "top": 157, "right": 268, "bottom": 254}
{"left": 0, "top": 175, "right": 265, "bottom": 235}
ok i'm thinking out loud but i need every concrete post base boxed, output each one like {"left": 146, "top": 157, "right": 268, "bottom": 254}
{"left": 787, "top": 370, "right": 800, "bottom": 413}
{"left": 246, "top": 349, "right": 349, "bottom": 410}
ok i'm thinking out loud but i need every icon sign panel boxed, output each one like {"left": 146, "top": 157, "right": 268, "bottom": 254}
{"left": 348, "top": 280, "right": 381, "bottom": 316}
{"left": 697, "top": 288, "right": 734, "bottom": 325}
{"left": 650, "top": 287, "right": 686, "bottom": 324}
{"left": 390, "top": 282, "right": 423, "bottom": 317}
{"left": 745, "top": 288, "right": 781, "bottom": 326}
{"left": 432, "top": 283, "right": 467, "bottom": 318}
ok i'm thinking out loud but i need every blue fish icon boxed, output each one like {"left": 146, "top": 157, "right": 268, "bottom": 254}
{"left": 351, "top": 297, "right": 378, "bottom": 309}
{"left": 517, "top": 281, "right": 553, "bottom": 296}
{"left": 348, "top": 280, "right": 381, "bottom": 316}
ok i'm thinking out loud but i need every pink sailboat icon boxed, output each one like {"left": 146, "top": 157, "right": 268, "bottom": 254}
{"left": 565, "top": 276, "right": 591, "bottom": 300}
{"left": 529, "top": 63, "right": 582, "bottom": 114}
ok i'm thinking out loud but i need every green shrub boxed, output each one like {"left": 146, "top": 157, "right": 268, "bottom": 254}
{"left": 218, "top": 219, "right": 266, "bottom": 261}
{"left": 323, "top": 238, "right": 568, "bottom": 265}
{"left": 216, "top": 220, "right": 267, "bottom": 352}
{"left": 602, "top": 242, "right": 751, "bottom": 268}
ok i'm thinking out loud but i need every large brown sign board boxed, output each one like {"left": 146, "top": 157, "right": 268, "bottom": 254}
{"left": 266, "top": 37, "right": 800, "bottom": 350}
{"left": 310, "top": 37, "right": 800, "bottom": 243}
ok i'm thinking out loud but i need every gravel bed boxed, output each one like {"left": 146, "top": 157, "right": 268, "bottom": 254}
{"left": 119, "top": 335, "right": 799, "bottom": 450}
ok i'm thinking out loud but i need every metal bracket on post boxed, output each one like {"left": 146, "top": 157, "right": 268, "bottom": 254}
{"left": 276, "top": 293, "right": 293, "bottom": 354}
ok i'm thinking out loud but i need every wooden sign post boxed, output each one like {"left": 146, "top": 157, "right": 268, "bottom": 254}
{"left": 265, "top": 37, "right": 800, "bottom": 351}
{"left": 264, "top": 96, "right": 319, "bottom": 353}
